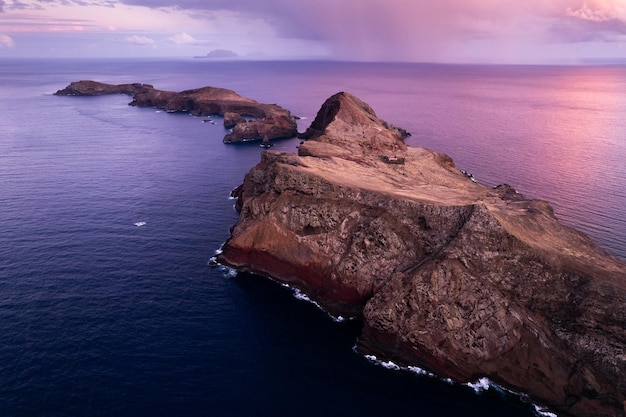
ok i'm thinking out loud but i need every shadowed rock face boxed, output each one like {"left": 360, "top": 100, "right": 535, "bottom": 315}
{"left": 218, "top": 92, "right": 626, "bottom": 417}
{"left": 54, "top": 80, "right": 297, "bottom": 143}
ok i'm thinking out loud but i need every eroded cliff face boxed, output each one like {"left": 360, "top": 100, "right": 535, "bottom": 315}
{"left": 217, "top": 92, "right": 626, "bottom": 417}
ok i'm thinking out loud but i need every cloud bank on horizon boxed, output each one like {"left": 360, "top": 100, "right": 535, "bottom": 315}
{"left": 1, "top": 0, "right": 625, "bottom": 62}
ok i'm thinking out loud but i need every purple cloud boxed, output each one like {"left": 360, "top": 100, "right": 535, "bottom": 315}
{"left": 110, "top": 0, "right": 626, "bottom": 60}
{"left": 550, "top": 17, "right": 626, "bottom": 42}
{"left": 4, "top": 0, "right": 626, "bottom": 61}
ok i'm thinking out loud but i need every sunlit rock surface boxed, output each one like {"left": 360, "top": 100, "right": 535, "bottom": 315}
{"left": 218, "top": 92, "right": 626, "bottom": 417}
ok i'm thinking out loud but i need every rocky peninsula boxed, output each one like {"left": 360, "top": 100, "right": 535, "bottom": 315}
{"left": 217, "top": 92, "right": 626, "bottom": 417}
{"left": 54, "top": 80, "right": 298, "bottom": 144}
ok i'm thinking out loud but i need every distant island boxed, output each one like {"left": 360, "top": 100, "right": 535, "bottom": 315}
{"left": 217, "top": 92, "right": 626, "bottom": 417}
{"left": 54, "top": 80, "right": 297, "bottom": 145}
{"left": 193, "top": 49, "right": 239, "bottom": 60}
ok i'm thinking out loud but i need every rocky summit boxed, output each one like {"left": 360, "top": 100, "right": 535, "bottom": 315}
{"left": 218, "top": 92, "right": 626, "bottom": 417}
{"left": 55, "top": 80, "right": 297, "bottom": 144}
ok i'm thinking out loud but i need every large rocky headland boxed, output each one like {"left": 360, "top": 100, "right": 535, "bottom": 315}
{"left": 217, "top": 92, "right": 626, "bottom": 417}
{"left": 54, "top": 80, "right": 298, "bottom": 144}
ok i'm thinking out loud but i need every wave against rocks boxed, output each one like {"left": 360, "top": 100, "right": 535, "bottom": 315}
{"left": 218, "top": 92, "right": 626, "bottom": 417}
{"left": 54, "top": 80, "right": 297, "bottom": 144}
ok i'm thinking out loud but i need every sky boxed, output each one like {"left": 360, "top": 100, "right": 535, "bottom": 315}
{"left": 1, "top": 0, "right": 626, "bottom": 63}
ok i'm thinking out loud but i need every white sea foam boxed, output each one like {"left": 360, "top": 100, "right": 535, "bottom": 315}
{"left": 364, "top": 354, "right": 400, "bottom": 371}
{"left": 208, "top": 244, "right": 226, "bottom": 266}
{"left": 407, "top": 365, "right": 435, "bottom": 378}
{"left": 292, "top": 288, "right": 313, "bottom": 303}
{"left": 533, "top": 404, "right": 558, "bottom": 417}
{"left": 278, "top": 284, "right": 352, "bottom": 322}
{"left": 134, "top": 221, "right": 147, "bottom": 227}
{"left": 466, "top": 377, "right": 492, "bottom": 393}
{"left": 367, "top": 355, "right": 436, "bottom": 377}
{"left": 220, "top": 266, "right": 238, "bottom": 278}
{"left": 380, "top": 360, "right": 401, "bottom": 370}
{"left": 330, "top": 315, "right": 350, "bottom": 323}
{"left": 291, "top": 288, "right": 325, "bottom": 313}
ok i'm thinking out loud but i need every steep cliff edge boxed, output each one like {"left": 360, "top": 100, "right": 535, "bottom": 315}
{"left": 55, "top": 80, "right": 297, "bottom": 144}
{"left": 217, "top": 92, "right": 626, "bottom": 417}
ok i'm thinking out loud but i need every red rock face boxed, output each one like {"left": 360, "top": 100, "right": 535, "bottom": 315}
{"left": 218, "top": 92, "right": 626, "bottom": 417}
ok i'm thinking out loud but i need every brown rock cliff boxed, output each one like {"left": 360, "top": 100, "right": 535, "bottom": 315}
{"left": 218, "top": 92, "right": 626, "bottom": 417}
{"left": 55, "top": 80, "right": 297, "bottom": 143}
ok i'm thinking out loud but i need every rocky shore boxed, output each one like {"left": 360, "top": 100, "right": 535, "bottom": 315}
{"left": 217, "top": 92, "right": 626, "bottom": 417}
{"left": 54, "top": 80, "right": 298, "bottom": 144}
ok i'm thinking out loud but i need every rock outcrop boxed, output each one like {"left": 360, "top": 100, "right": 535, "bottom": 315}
{"left": 55, "top": 80, "right": 297, "bottom": 143}
{"left": 217, "top": 92, "right": 626, "bottom": 417}
{"left": 223, "top": 112, "right": 247, "bottom": 129}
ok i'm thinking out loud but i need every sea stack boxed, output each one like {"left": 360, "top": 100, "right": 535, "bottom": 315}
{"left": 217, "top": 92, "right": 626, "bottom": 417}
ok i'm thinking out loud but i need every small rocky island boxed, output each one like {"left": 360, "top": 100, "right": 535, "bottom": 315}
{"left": 54, "top": 80, "right": 298, "bottom": 145}
{"left": 217, "top": 92, "right": 626, "bottom": 417}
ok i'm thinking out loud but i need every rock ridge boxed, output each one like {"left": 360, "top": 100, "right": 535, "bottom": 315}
{"left": 218, "top": 91, "right": 626, "bottom": 417}
{"left": 55, "top": 80, "right": 297, "bottom": 144}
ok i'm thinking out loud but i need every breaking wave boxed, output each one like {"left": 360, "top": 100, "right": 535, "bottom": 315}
{"left": 466, "top": 377, "right": 492, "bottom": 393}
{"left": 362, "top": 354, "right": 557, "bottom": 417}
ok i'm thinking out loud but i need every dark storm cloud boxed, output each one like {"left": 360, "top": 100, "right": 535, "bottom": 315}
{"left": 117, "top": 0, "right": 319, "bottom": 38}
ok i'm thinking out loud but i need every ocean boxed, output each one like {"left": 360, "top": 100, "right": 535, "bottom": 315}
{"left": 0, "top": 58, "right": 624, "bottom": 417}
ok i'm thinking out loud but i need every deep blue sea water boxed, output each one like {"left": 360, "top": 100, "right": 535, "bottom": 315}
{"left": 0, "top": 58, "right": 624, "bottom": 417}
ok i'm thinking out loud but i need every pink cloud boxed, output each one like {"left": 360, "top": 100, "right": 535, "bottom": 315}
{"left": 0, "top": 33, "right": 15, "bottom": 47}
{"left": 125, "top": 34, "right": 155, "bottom": 46}
{"left": 566, "top": 1, "right": 626, "bottom": 22}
